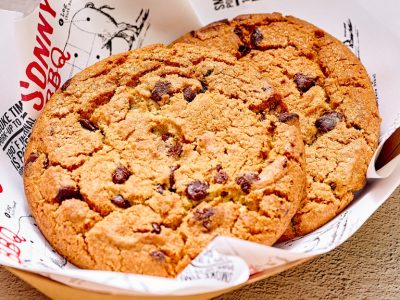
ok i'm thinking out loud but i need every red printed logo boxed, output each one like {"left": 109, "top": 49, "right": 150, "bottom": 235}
{"left": 0, "top": 226, "right": 26, "bottom": 264}
{"left": 0, "top": 184, "right": 3, "bottom": 193}
{"left": 19, "top": 0, "right": 71, "bottom": 112}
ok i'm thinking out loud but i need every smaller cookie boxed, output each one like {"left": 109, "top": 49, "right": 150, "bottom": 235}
{"left": 175, "top": 13, "right": 381, "bottom": 238}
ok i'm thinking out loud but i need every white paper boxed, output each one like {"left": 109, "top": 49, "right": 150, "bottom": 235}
{"left": 0, "top": 0, "right": 399, "bottom": 296}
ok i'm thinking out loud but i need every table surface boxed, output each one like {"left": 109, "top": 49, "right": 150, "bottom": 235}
{"left": 1, "top": 1, "right": 399, "bottom": 299}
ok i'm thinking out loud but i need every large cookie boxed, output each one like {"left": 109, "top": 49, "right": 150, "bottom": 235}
{"left": 175, "top": 13, "right": 381, "bottom": 238}
{"left": 24, "top": 43, "right": 305, "bottom": 277}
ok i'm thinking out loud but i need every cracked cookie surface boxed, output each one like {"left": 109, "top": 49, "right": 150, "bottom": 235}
{"left": 174, "top": 13, "right": 381, "bottom": 238}
{"left": 24, "top": 44, "right": 305, "bottom": 277}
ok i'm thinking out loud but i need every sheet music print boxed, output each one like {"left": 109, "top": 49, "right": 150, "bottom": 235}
{"left": 61, "top": 2, "right": 150, "bottom": 78}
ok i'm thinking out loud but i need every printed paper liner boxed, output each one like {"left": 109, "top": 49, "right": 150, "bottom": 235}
{"left": 0, "top": 0, "right": 399, "bottom": 296}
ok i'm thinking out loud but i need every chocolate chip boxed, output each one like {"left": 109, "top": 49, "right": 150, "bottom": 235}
{"left": 55, "top": 187, "right": 81, "bottom": 203}
{"left": 193, "top": 208, "right": 215, "bottom": 232}
{"left": 233, "top": 26, "right": 245, "bottom": 41}
{"left": 167, "top": 141, "right": 183, "bottom": 158}
{"left": 161, "top": 133, "right": 172, "bottom": 141}
{"left": 282, "top": 158, "right": 288, "bottom": 168}
{"left": 294, "top": 73, "right": 316, "bottom": 93}
{"left": 314, "top": 30, "right": 325, "bottom": 38}
{"left": 150, "top": 250, "right": 165, "bottom": 262}
{"left": 156, "top": 184, "right": 165, "bottom": 194}
{"left": 315, "top": 111, "right": 344, "bottom": 133}
{"left": 277, "top": 112, "right": 299, "bottom": 123}
{"left": 183, "top": 87, "right": 196, "bottom": 102}
{"left": 25, "top": 153, "right": 39, "bottom": 167}
{"left": 151, "top": 223, "right": 161, "bottom": 234}
{"left": 79, "top": 118, "right": 97, "bottom": 131}
{"left": 60, "top": 78, "right": 71, "bottom": 91}
{"left": 216, "top": 164, "right": 223, "bottom": 172}
{"left": 110, "top": 195, "right": 131, "bottom": 208}
{"left": 151, "top": 81, "right": 171, "bottom": 101}
{"left": 214, "top": 170, "right": 229, "bottom": 184}
{"left": 330, "top": 182, "right": 337, "bottom": 190}
{"left": 194, "top": 207, "right": 214, "bottom": 221}
{"left": 221, "top": 191, "right": 229, "bottom": 197}
{"left": 43, "top": 156, "right": 49, "bottom": 169}
{"left": 204, "top": 69, "right": 214, "bottom": 77}
{"left": 169, "top": 165, "right": 180, "bottom": 189}
{"left": 112, "top": 166, "right": 131, "bottom": 184}
{"left": 199, "top": 80, "right": 208, "bottom": 93}
{"left": 238, "top": 44, "right": 251, "bottom": 57}
{"left": 202, "top": 220, "right": 212, "bottom": 231}
{"left": 235, "top": 173, "right": 260, "bottom": 194}
{"left": 352, "top": 123, "right": 362, "bottom": 130}
{"left": 258, "top": 112, "right": 266, "bottom": 122}
{"left": 186, "top": 180, "right": 209, "bottom": 201}
{"left": 250, "top": 28, "right": 263, "bottom": 47}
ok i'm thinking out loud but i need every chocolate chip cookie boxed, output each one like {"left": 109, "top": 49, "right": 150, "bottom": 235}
{"left": 24, "top": 43, "right": 305, "bottom": 277}
{"left": 174, "top": 13, "right": 381, "bottom": 238}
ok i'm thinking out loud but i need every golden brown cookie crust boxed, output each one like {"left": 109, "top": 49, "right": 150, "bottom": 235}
{"left": 174, "top": 13, "right": 381, "bottom": 238}
{"left": 24, "top": 44, "right": 305, "bottom": 276}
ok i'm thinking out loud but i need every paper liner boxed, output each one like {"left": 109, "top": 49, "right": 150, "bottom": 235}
{"left": 0, "top": 0, "right": 399, "bottom": 296}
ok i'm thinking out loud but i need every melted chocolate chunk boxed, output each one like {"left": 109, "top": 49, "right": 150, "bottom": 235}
{"left": 112, "top": 166, "right": 131, "bottom": 184}
{"left": 151, "top": 223, "right": 161, "bottom": 234}
{"left": 110, "top": 195, "right": 131, "bottom": 209}
{"left": 199, "top": 80, "right": 208, "bottom": 93}
{"left": 315, "top": 111, "right": 344, "bottom": 133}
{"left": 156, "top": 184, "right": 165, "bottom": 194}
{"left": 193, "top": 208, "right": 215, "bottom": 232}
{"left": 258, "top": 112, "right": 266, "bottom": 122}
{"left": 186, "top": 180, "right": 209, "bottom": 201}
{"left": 238, "top": 44, "right": 251, "bottom": 57}
{"left": 214, "top": 170, "right": 229, "bottom": 184}
{"left": 60, "top": 78, "right": 71, "bottom": 91}
{"left": 169, "top": 165, "right": 180, "bottom": 189}
{"left": 151, "top": 81, "right": 171, "bottom": 101}
{"left": 25, "top": 153, "right": 39, "bottom": 167}
{"left": 250, "top": 28, "right": 263, "bottom": 47}
{"left": 161, "top": 133, "right": 172, "bottom": 141}
{"left": 55, "top": 187, "right": 81, "bottom": 203}
{"left": 235, "top": 173, "right": 260, "bottom": 194}
{"left": 43, "top": 156, "right": 49, "bottom": 169}
{"left": 282, "top": 158, "right": 288, "bottom": 168}
{"left": 221, "top": 191, "right": 229, "bottom": 197}
{"left": 314, "top": 30, "right": 325, "bottom": 38}
{"left": 79, "top": 118, "right": 97, "bottom": 131}
{"left": 150, "top": 251, "right": 165, "bottom": 262}
{"left": 194, "top": 207, "right": 214, "bottom": 221}
{"left": 167, "top": 141, "right": 183, "bottom": 158}
{"left": 277, "top": 112, "right": 299, "bottom": 123}
{"left": 204, "top": 69, "right": 214, "bottom": 77}
{"left": 294, "top": 73, "right": 316, "bottom": 93}
{"left": 183, "top": 87, "right": 197, "bottom": 102}
{"left": 233, "top": 26, "right": 245, "bottom": 42}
